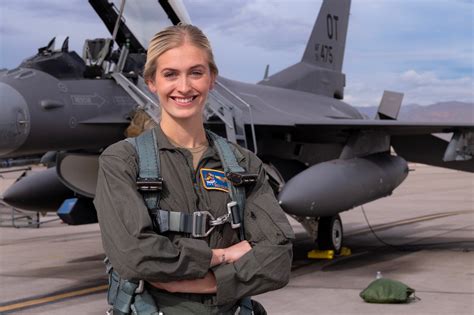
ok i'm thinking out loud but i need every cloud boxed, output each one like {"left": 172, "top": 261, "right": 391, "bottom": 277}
{"left": 345, "top": 70, "right": 474, "bottom": 107}
{"left": 0, "top": 0, "right": 471, "bottom": 109}
{"left": 5, "top": 0, "right": 95, "bottom": 21}
{"left": 400, "top": 70, "right": 439, "bottom": 86}
{"left": 0, "top": 1, "right": 109, "bottom": 68}
{"left": 184, "top": 0, "right": 319, "bottom": 51}
{"left": 398, "top": 70, "right": 473, "bottom": 105}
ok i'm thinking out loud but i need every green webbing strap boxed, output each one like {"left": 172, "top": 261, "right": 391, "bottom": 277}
{"left": 208, "top": 132, "right": 258, "bottom": 314}
{"left": 127, "top": 130, "right": 254, "bottom": 313}
{"left": 126, "top": 129, "right": 161, "bottom": 210}
{"left": 151, "top": 209, "right": 194, "bottom": 234}
{"left": 207, "top": 132, "right": 247, "bottom": 241}
{"left": 113, "top": 130, "right": 161, "bottom": 315}
{"left": 113, "top": 280, "right": 139, "bottom": 315}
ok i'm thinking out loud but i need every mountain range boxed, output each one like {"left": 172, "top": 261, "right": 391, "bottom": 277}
{"left": 355, "top": 101, "right": 473, "bottom": 123}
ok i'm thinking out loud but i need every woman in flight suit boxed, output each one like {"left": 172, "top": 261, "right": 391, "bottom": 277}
{"left": 94, "top": 24, "right": 294, "bottom": 314}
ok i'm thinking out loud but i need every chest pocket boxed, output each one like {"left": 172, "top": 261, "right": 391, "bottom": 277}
{"left": 245, "top": 192, "right": 295, "bottom": 245}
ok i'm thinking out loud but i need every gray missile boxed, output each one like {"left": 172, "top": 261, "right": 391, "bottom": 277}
{"left": 278, "top": 153, "right": 409, "bottom": 217}
{"left": 2, "top": 167, "right": 74, "bottom": 212}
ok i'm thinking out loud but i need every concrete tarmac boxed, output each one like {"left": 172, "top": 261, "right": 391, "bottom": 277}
{"left": 0, "top": 164, "right": 473, "bottom": 314}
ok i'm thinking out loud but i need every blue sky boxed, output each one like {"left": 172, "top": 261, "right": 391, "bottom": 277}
{"left": 0, "top": 0, "right": 472, "bottom": 107}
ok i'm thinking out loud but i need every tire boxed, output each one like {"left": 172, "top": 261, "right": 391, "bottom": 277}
{"left": 317, "top": 215, "right": 343, "bottom": 253}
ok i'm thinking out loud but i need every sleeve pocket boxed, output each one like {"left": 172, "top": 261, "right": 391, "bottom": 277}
{"left": 245, "top": 192, "right": 295, "bottom": 244}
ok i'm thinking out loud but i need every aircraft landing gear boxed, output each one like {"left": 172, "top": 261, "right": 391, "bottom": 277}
{"left": 317, "top": 215, "right": 343, "bottom": 254}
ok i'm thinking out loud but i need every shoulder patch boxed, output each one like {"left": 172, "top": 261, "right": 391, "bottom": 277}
{"left": 200, "top": 168, "right": 229, "bottom": 192}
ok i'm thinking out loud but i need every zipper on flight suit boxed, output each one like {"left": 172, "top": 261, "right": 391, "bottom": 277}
{"left": 175, "top": 148, "right": 212, "bottom": 214}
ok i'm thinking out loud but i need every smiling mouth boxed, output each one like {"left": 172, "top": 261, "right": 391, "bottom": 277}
{"left": 171, "top": 96, "right": 198, "bottom": 105}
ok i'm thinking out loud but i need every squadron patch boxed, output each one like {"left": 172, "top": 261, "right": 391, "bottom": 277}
{"left": 200, "top": 168, "right": 229, "bottom": 192}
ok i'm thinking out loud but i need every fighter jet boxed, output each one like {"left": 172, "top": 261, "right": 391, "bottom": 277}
{"left": 1, "top": 0, "right": 473, "bottom": 253}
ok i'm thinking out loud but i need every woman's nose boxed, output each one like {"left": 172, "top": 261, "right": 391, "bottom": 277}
{"left": 177, "top": 76, "right": 191, "bottom": 93}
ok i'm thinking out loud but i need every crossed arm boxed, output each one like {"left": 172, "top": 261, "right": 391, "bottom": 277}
{"left": 150, "top": 240, "right": 252, "bottom": 294}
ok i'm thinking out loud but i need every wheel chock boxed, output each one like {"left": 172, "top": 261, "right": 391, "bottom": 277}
{"left": 340, "top": 246, "right": 352, "bottom": 256}
{"left": 307, "top": 249, "right": 334, "bottom": 260}
{"left": 307, "top": 247, "right": 352, "bottom": 260}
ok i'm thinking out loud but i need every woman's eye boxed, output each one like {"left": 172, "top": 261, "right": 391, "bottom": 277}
{"left": 163, "top": 72, "right": 177, "bottom": 78}
{"left": 190, "top": 71, "right": 203, "bottom": 77}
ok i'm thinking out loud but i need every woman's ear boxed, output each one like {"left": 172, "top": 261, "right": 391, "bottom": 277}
{"left": 210, "top": 73, "right": 216, "bottom": 90}
{"left": 147, "top": 80, "right": 157, "bottom": 93}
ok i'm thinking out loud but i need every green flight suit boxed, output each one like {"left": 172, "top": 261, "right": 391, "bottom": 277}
{"left": 93, "top": 125, "right": 294, "bottom": 314}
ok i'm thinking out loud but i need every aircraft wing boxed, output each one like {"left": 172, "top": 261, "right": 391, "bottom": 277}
{"left": 294, "top": 120, "right": 474, "bottom": 173}
{"left": 295, "top": 120, "right": 473, "bottom": 135}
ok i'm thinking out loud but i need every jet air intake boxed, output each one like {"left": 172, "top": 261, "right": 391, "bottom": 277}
{"left": 0, "top": 82, "right": 30, "bottom": 156}
{"left": 278, "top": 153, "right": 409, "bottom": 217}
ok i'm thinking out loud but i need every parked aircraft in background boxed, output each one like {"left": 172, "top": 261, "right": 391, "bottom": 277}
{"left": 1, "top": 0, "right": 472, "bottom": 252}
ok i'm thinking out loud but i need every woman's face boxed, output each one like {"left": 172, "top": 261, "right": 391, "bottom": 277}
{"left": 147, "top": 42, "right": 215, "bottom": 123}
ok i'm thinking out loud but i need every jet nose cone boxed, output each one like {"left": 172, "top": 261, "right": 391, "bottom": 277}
{"left": 0, "top": 82, "right": 30, "bottom": 157}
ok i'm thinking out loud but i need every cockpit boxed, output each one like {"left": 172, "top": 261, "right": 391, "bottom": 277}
{"left": 18, "top": 0, "right": 190, "bottom": 80}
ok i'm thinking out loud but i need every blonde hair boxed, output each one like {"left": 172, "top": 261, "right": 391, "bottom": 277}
{"left": 143, "top": 24, "right": 218, "bottom": 82}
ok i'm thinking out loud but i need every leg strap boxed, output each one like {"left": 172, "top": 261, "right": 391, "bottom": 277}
{"left": 113, "top": 280, "right": 138, "bottom": 315}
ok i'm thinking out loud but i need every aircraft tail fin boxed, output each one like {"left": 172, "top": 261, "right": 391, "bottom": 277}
{"left": 302, "top": 0, "right": 350, "bottom": 72}
{"left": 259, "top": 0, "right": 351, "bottom": 99}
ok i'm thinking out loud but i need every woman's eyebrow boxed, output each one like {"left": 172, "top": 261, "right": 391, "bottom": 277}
{"left": 189, "top": 64, "right": 206, "bottom": 70}
{"left": 160, "top": 67, "right": 178, "bottom": 72}
{"left": 160, "top": 65, "right": 205, "bottom": 72}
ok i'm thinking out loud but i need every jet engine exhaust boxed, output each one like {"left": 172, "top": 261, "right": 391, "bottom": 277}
{"left": 278, "top": 153, "right": 409, "bottom": 217}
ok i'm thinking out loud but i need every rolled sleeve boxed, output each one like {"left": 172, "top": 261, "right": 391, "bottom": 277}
{"left": 213, "top": 243, "right": 292, "bottom": 305}
{"left": 93, "top": 142, "right": 212, "bottom": 282}
{"left": 213, "top": 159, "right": 294, "bottom": 305}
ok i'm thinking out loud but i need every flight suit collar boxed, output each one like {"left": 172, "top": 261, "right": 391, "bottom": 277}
{"left": 152, "top": 125, "right": 245, "bottom": 164}
{"left": 152, "top": 124, "right": 178, "bottom": 150}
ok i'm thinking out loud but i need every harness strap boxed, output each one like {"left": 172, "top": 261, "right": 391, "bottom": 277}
{"left": 126, "top": 129, "right": 161, "bottom": 210}
{"left": 113, "top": 280, "right": 139, "bottom": 315}
{"left": 207, "top": 131, "right": 247, "bottom": 240}
{"left": 239, "top": 296, "right": 253, "bottom": 315}
{"left": 105, "top": 257, "right": 159, "bottom": 315}
{"left": 131, "top": 291, "right": 162, "bottom": 315}
{"left": 120, "top": 129, "right": 258, "bottom": 314}
{"left": 150, "top": 209, "right": 238, "bottom": 238}
{"left": 150, "top": 209, "right": 193, "bottom": 234}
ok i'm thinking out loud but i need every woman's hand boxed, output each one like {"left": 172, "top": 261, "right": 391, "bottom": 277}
{"left": 211, "top": 240, "right": 252, "bottom": 267}
{"left": 151, "top": 241, "right": 252, "bottom": 294}
{"left": 150, "top": 272, "right": 217, "bottom": 294}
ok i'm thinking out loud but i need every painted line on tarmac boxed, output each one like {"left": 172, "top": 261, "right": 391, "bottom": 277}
{"left": 348, "top": 209, "right": 473, "bottom": 236}
{"left": 0, "top": 284, "right": 108, "bottom": 313}
{"left": 290, "top": 209, "right": 473, "bottom": 273}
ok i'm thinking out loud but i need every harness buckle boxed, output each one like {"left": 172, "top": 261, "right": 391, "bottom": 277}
{"left": 135, "top": 280, "right": 145, "bottom": 294}
{"left": 227, "top": 201, "right": 241, "bottom": 229}
{"left": 104, "top": 257, "right": 113, "bottom": 274}
{"left": 192, "top": 211, "right": 215, "bottom": 238}
{"left": 136, "top": 177, "right": 163, "bottom": 192}
{"left": 226, "top": 171, "right": 258, "bottom": 186}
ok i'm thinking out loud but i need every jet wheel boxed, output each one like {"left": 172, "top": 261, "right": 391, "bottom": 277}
{"left": 317, "top": 215, "right": 343, "bottom": 254}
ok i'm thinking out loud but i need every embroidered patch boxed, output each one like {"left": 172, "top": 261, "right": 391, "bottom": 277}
{"left": 200, "top": 168, "right": 229, "bottom": 192}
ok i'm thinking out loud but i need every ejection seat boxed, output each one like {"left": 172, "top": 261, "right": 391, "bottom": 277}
{"left": 82, "top": 38, "right": 113, "bottom": 78}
